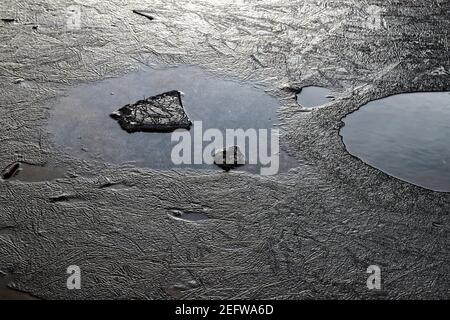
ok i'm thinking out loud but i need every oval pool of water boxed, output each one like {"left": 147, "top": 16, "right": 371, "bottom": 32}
{"left": 48, "top": 65, "right": 299, "bottom": 174}
{"left": 296, "top": 86, "right": 334, "bottom": 109}
{"left": 341, "top": 91, "right": 450, "bottom": 192}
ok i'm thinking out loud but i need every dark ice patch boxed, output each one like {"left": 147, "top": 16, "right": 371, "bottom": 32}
{"left": 132, "top": 10, "right": 155, "bottom": 21}
{"left": 110, "top": 90, "right": 192, "bottom": 133}
{"left": 1, "top": 162, "right": 66, "bottom": 182}
{"left": 1, "top": 18, "right": 16, "bottom": 23}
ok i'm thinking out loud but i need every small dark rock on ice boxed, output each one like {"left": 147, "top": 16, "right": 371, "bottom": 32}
{"left": 214, "top": 146, "right": 245, "bottom": 171}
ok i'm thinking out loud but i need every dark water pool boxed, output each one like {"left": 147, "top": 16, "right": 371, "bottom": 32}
{"left": 341, "top": 91, "right": 450, "bottom": 192}
{"left": 296, "top": 86, "right": 334, "bottom": 109}
{"left": 48, "top": 65, "right": 299, "bottom": 175}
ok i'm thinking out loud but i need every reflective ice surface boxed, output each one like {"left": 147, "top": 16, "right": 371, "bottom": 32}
{"left": 341, "top": 92, "right": 450, "bottom": 191}
{"left": 296, "top": 86, "right": 334, "bottom": 109}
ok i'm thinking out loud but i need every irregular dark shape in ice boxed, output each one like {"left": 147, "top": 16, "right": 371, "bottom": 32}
{"left": 1, "top": 18, "right": 16, "bottom": 23}
{"left": 341, "top": 91, "right": 450, "bottom": 192}
{"left": 1, "top": 162, "right": 20, "bottom": 180}
{"left": 170, "top": 210, "right": 209, "bottom": 222}
{"left": 98, "top": 179, "right": 129, "bottom": 189}
{"left": 213, "top": 145, "right": 245, "bottom": 172}
{"left": 110, "top": 90, "right": 192, "bottom": 133}
{"left": 1, "top": 162, "right": 66, "bottom": 182}
{"left": 296, "top": 86, "right": 334, "bottom": 110}
{"left": 132, "top": 10, "right": 154, "bottom": 21}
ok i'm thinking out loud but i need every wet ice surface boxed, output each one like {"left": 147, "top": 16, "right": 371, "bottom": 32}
{"left": 341, "top": 92, "right": 450, "bottom": 192}
{"left": 48, "top": 65, "right": 299, "bottom": 174}
{"left": 0, "top": 273, "right": 37, "bottom": 300}
{"left": 169, "top": 210, "right": 209, "bottom": 222}
{"left": 1, "top": 162, "right": 66, "bottom": 182}
{"left": 296, "top": 86, "right": 334, "bottom": 109}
